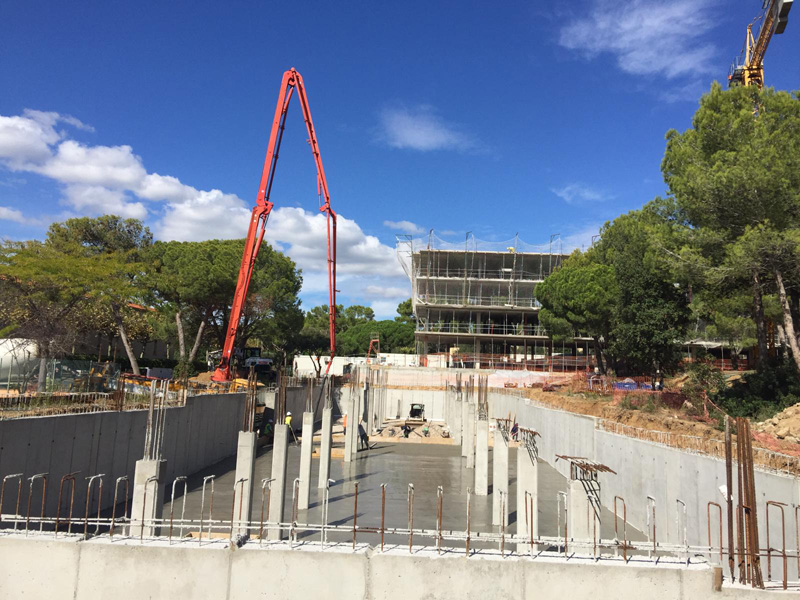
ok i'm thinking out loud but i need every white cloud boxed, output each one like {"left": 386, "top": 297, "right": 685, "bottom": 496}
{"left": 63, "top": 185, "right": 147, "bottom": 220}
{"left": 383, "top": 219, "right": 424, "bottom": 235}
{"left": 0, "top": 108, "right": 408, "bottom": 308}
{"left": 559, "top": 0, "right": 718, "bottom": 80}
{"left": 370, "top": 300, "right": 404, "bottom": 320}
{"left": 552, "top": 183, "right": 611, "bottom": 204}
{"left": 266, "top": 207, "right": 405, "bottom": 278}
{"left": 36, "top": 141, "right": 147, "bottom": 188}
{"left": 363, "top": 285, "right": 409, "bottom": 299}
{"left": 378, "top": 105, "right": 477, "bottom": 152}
{"left": 560, "top": 223, "right": 604, "bottom": 253}
{"left": 0, "top": 206, "right": 35, "bottom": 225}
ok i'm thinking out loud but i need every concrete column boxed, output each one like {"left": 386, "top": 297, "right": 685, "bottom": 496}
{"left": 464, "top": 403, "right": 476, "bottom": 469}
{"left": 232, "top": 431, "right": 257, "bottom": 537}
{"left": 492, "top": 429, "right": 509, "bottom": 525}
{"left": 298, "top": 412, "right": 314, "bottom": 510}
{"left": 130, "top": 458, "right": 166, "bottom": 537}
{"left": 318, "top": 407, "right": 332, "bottom": 489}
{"left": 475, "top": 419, "right": 489, "bottom": 495}
{"left": 344, "top": 391, "right": 355, "bottom": 463}
{"left": 461, "top": 397, "right": 469, "bottom": 458}
{"left": 267, "top": 424, "right": 288, "bottom": 540}
{"left": 516, "top": 448, "right": 539, "bottom": 552}
{"left": 568, "top": 479, "right": 596, "bottom": 544}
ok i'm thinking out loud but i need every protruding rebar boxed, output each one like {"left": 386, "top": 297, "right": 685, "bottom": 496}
{"left": 407, "top": 483, "right": 414, "bottom": 554}
{"left": 55, "top": 472, "right": 79, "bottom": 536}
{"left": 82, "top": 474, "right": 103, "bottom": 538}
{"left": 199, "top": 475, "right": 215, "bottom": 544}
{"left": 110, "top": 475, "right": 128, "bottom": 539}
{"left": 169, "top": 476, "right": 187, "bottom": 543}
{"left": 259, "top": 478, "right": 274, "bottom": 545}
{"left": 25, "top": 473, "right": 47, "bottom": 534}
{"left": 380, "top": 483, "right": 387, "bottom": 552}
{"left": 352, "top": 481, "right": 359, "bottom": 550}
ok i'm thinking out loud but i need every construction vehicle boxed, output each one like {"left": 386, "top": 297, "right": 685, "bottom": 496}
{"left": 729, "top": 0, "right": 793, "bottom": 88}
{"left": 212, "top": 68, "right": 338, "bottom": 382}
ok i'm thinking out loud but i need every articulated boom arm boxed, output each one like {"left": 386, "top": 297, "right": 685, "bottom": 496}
{"left": 212, "top": 68, "right": 337, "bottom": 382}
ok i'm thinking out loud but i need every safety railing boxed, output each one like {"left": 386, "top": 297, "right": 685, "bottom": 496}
{"left": 415, "top": 294, "right": 541, "bottom": 309}
{"left": 418, "top": 323, "right": 549, "bottom": 336}
{"left": 3, "top": 470, "right": 800, "bottom": 589}
{"left": 415, "top": 267, "right": 547, "bottom": 281}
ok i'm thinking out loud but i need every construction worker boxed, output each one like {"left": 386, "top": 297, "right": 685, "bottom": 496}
{"left": 285, "top": 411, "right": 292, "bottom": 428}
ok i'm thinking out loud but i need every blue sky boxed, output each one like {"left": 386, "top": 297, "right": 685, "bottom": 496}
{"left": 1, "top": 0, "right": 798, "bottom": 318}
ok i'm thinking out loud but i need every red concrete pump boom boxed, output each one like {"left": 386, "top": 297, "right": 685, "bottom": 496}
{"left": 212, "top": 68, "right": 337, "bottom": 382}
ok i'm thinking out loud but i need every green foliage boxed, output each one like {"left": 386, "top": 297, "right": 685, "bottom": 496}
{"left": 713, "top": 360, "right": 800, "bottom": 421}
{"left": 395, "top": 298, "right": 414, "bottom": 325}
{"left": 337, "top": 319, "right": 414, "bottom": 355}
{"left": 682, "top": 352, "right": 726, "bottom": 405}
{"left": 147, "top": 239, "right": 303, "bottom": 360}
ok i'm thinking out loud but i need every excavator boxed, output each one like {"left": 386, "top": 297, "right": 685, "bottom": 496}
{"left": 212, "top": 68, "right": 337, "bottom": 382}
{"left": 729, "top": 0, "right": 793, "bottom": 88}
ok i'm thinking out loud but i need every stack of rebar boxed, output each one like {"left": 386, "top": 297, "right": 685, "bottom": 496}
{"left": 724, "top": 416, "right": 764, "bottom": 588}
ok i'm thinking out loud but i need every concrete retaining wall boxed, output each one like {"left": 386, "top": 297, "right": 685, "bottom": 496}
{"left": 0, "top": 393, "right": 245, "bottom": 517}
{"left": 0, "top": 535, "right": 753, "bottom": 600}
{"left": 487, "top": 391, "right": 800, "bottom": 579}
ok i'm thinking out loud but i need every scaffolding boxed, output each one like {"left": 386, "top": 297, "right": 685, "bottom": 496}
{"left": 398, "top": 232, "right": 592, "bottom": 367}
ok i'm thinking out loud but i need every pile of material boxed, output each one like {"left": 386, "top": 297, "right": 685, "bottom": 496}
{"left": 756, "top": 404, "right": 800, "bottom": 443}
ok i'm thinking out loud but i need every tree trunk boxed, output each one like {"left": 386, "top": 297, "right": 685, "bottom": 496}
{"left": 188, "top": 320, "right": 206, "bottom": 363}
{"left": 175, "top": 311, "right": 186, "bottom": 360}
{"left": 752, "top": 270, "right": 769, "bottom": 368}
{"left": 592, "top": 336, "right": 606, "bottom": 374}
{"left": 37, "top": 354, "right": 47, "bottom": 393}
{"left": 112, "top": 304, "right": 140, "bottom": 375}
{"left": 775, "top": 268, "right": 800, "bottom": 372}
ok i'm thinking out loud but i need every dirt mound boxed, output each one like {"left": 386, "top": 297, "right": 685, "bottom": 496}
{"left": 190, "top": 371, "right": 214, "bottom": 383}
{"left": 755, "top": 404, "right": 800, "bottom": 444}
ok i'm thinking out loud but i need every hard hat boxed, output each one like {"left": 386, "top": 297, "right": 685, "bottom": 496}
{"left": 287, "top": 411, "right": 292, "bottom": 415}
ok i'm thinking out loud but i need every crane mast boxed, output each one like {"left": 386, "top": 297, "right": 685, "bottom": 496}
{"left": 212, "top": 68, "right": 337, "bottom": 382}
{"left": 729, "top": 0, "right": 793, "bottom": 88}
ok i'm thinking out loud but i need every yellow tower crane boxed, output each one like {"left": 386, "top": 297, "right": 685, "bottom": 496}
{"left": 729, "top": 0, "right": 793, "bottom": 88}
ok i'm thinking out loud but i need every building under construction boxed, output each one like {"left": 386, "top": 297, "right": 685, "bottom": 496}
{"left": 397, "top": 233, "right": 594, "bottom": 370}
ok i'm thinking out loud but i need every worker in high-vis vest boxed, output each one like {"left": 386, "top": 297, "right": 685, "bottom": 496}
{"left": 285, "top": 411, "right": 292, "bottom": 427}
